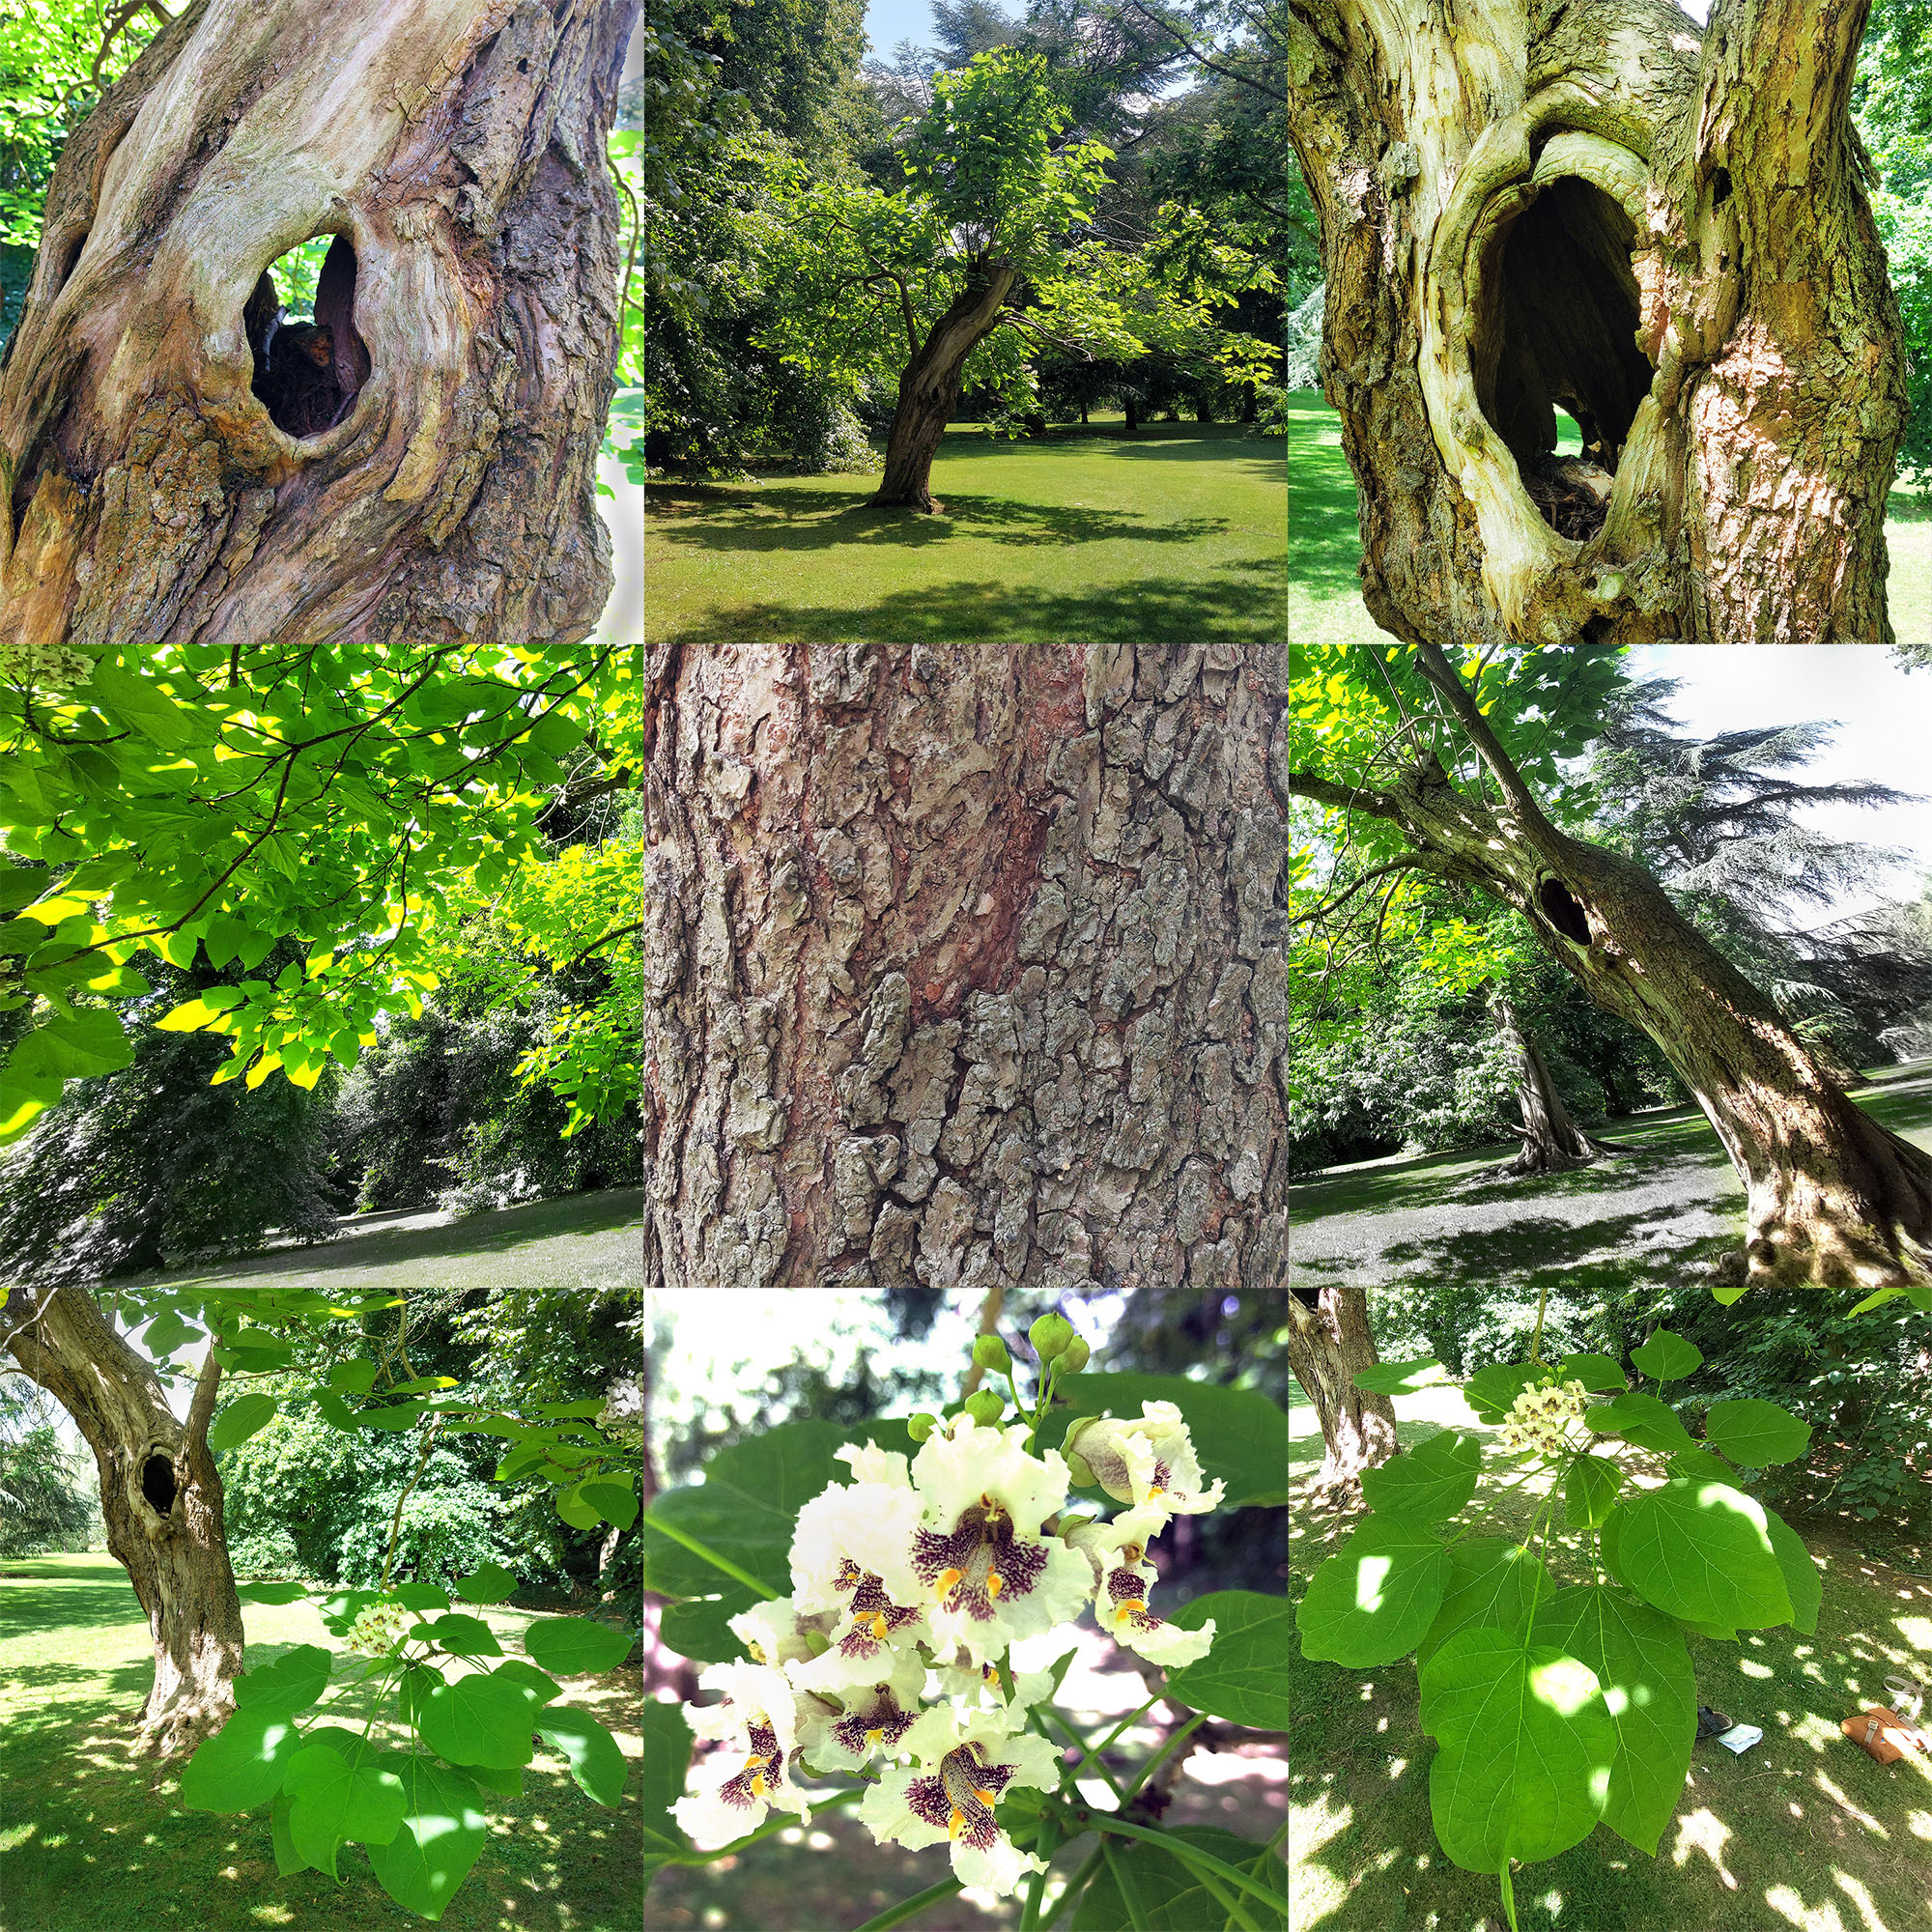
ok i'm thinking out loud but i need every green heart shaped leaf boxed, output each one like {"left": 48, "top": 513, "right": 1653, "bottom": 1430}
{"left": 523, "top": 1615, "right": 635, "bottom": 1677}
{"left": 1607, "top": 1480, "right": 1793, "bottom": 1631}
{"left": 536, "top": 1707, "right": 629, "bottom": 1806}
{"left": 1704, "top": 1398, "right": 1812, "bottom": 1468}
{"left": 234, "top": 1644, "right": 332, "bottom": 1716}
{"left": 1360, "top": 1429, "right": 1482, "bottom": 1524}
{"left": 365, "top": 1756, "right": 490, "bottom": 1921}
{"left": 209, "top": 1392, "right": 279, "bottom": 1452}
{"left": 1585, "top": 1391, "right": 1694, "bottom": 1456}
{"left": 1160, "top": 1591, "right": 1292, "bottom": 1730}
{"left": 1415, "top": 1539, "right": 1553, "bottom": 1670}
{"left": 1630, "top": 1329, "right": 1702, "bottom": 1382}
{"left": 1564, "top": 1453, "right": 1623, "bottom": 1530}
{"left": 416, "top": 1670, "right": 537, "bottom": 1769}
{"left": 1350, "top": 1357, "right": 1447, "bottom": 1396}
{"left": 453, "top": 1561, "right": 518, "bottom": 1605}
{"left": 281, "top": 1741, "right": 408, "bottom": 1878}
{"left": 1295, "top": 1518, "right": 1449, "bottom": 1667}
{"left": 1556, "top": 1352, "right": 1627, "bottom": 1392}
{"left": 180, "top": 1708, "right": 303, "bottom": 1813}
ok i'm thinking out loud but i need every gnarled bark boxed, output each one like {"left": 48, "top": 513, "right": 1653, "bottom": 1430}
{"left": 643, "top": 641, "right": 1288, "bottom": 1288}
{"left": 1287, "top": 1281, "right": 1397, "bottom": 1492}
{"left": 3, "top": 1283, "right": 242, "bottom": 1756}
{"left": 1489, "top": 992, "right": 1619, "bottom": 1176}
{"left": 1286, "top": 0, "right": 1904, "bottom": 643}
{"left": 0, "top": 0, "right": 638, "bottom": 649}
{"left": 868, "top": 263, "right": 1017, "bottom": 512}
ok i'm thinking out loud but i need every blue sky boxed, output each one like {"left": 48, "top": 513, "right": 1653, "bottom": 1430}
{"left": 863, "top": 0, "right": 939, "bottom": 58}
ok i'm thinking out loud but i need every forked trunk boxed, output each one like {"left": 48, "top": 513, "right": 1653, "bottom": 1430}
{"left": 869, "top": 264, "right": 1016, "bottom": 513}
{"left": 3, "top": 1283, "right": 242, "bottom": 1756}
{"left": 643, "top": 640, "right": 1287, "bottom": 1288}
{"left": 1288, "top": 1283, "right": 1398, "bottom": 1492}
{"left": 0, "top": 0, "right": 638, "bottom": 648}
{"left": 1342, "top": 753, "right": 1932, "bottom": 1296}
{"left": 1492, "top": 993, "right": 1617, "bottom": 1175}
{"left": 1287, "top": 0, "right": 1904, "bottom": 643}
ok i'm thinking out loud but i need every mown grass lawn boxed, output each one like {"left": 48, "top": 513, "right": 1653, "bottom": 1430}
{"left": 1288, "top": 388, "right": 1932, "bottom": 649}
{"left": 644, "top": 418, "right": 1286, "bottom": 643}
{"left": 0, "top": 1552, "right": 643, "bottom": 1932}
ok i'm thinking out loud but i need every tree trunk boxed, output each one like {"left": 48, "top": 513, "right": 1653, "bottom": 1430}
{"left": 642, "top": 640, "right": 1287, "bottom": 1288}
{"left": 0, "top": 0, "right": 638, "bottom": 649}
{"left": 1123, "top": 395, "right": 1140, "bottom": 432}
{"left": 1287, "top": 0, "right": 1904, "bottom": 644}
{"left": 1294, "top": 743, "right": 1932, "bottom": 1296}
{"left": 1288, "top": 1283, "right": 1398, "bottom": 1492}
{"left": 1490, "top": 992, "right": 1617, "bottom": 1175}
{"left": 868, "top": 263, "right": 1016, "bottom": 513}
{"left": 2, "top": 1283, "right": 243, "bottom": 1756}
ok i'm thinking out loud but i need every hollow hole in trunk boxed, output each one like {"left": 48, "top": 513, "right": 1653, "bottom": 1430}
{"left": 245, "top": 234, "right": 372, "bottom": 440}
{"left": 1472, "top": 175, "right": 1654, "bottom": 541}
{"left": 142, "top": 1453, "right": 177, "bottom": 1516}
{"left": 54, "top": 229, "right": 88, "bottom": 294}
{"left": 1538, "top": 877, "right": 1593, "bottom": 946}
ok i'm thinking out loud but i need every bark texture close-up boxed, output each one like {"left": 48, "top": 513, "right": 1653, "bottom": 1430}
{"left": 3, "top": 1283, "right": 242, "bottom": 1757}
{"left": 644, "top": 640, "right": 1288, "bottom": 1289}
{"left": 0, "top": 0, "right": 639, "bottom": 650}
{"left": 1287, "top": 0, "right": 1905, "bottom": 643}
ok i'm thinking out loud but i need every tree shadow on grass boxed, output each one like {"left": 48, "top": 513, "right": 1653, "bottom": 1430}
{"left": 658, "top": 563, "right": 1286, "bottom": 645}
{"left": 647, "top": 484, "right": 1239, "bottom": 552}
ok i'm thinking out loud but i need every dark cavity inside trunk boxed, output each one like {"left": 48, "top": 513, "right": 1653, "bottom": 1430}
{"left": 246, "top": 234, "right": 371, "bottom": 440}
{"left": 1473, "top": 174, "right": 1653, "bottom": 540}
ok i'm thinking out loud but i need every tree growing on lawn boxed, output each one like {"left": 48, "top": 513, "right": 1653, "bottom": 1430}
{"left": 1286, "top": 0, "right": 1908, "bottom": 643}
{"left": 760, "top": 46, "right": 1274, "bottom": 510}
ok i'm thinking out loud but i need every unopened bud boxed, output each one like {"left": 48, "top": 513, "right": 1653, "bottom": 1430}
{"left": 962, "top": 1389, "right": 1006, "bottom": 1426}
{"left": 1059, "top": 1336, "right": 1090, "bottom": 1375}
{"left": 1065, "top": 1448, "right": 1097, "bottom": 1489}
{"left": 972, "top": 1333, "right": 1012, "bottom": 1375}
{"left": 907, "top": 1411, "right": 939, "bottom": 1442}
{"left": 1030, "top": 1312, "right": 1076, "bottom": 1361}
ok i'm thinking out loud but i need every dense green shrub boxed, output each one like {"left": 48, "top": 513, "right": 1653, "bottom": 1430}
{"left": 0, "top": 1424, "right": 97, "bottom": 1554}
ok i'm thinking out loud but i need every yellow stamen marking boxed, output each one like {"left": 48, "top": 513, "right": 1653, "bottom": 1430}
{"left": 751, "top": 1772, "right": 766, "bottom": 1796}
{"left": 986, "top": 1571, "right": 1004, "bottom": 1599}
{"left": 868, "top": 1612, "right": 890, "bottom": 1638}
{"left": 935, "top": 1568, "right": 963, "bottom": 1602}
{"left": 866, "top": 1726, "right": 883, "bottom": 1742}
{"left": 949, "top": 1807, "right": 965, "bottom": 1838}
{"left": 974, "top": 1787, "right": 997, "bottom": 1805}
{"left": 1147, "top": 1486, "right": 1165, "bottom": 1500}
{"left": 1118, "top": 1601, "right": 1147, "bottom": 1623}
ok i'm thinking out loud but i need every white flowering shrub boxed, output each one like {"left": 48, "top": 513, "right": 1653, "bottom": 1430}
{"left": 642, "top": 1315, "right": 1292, "bottom": 1929}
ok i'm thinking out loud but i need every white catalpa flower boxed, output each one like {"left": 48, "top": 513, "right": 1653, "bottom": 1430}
{"left": 789, "top": 1462, "right": 927, "bottom": 1615}
{"left": 347, "top": 1600, "right": 413, "bottom": 1654}
{"left": 1065, "top": 1510, "right": 1214, "bottom": 1667}
{"left": 1497, "top": 1378, "right": 1589, "bottom": 1456}
{"left": 794, "top": 1647, "right": 927, "bottom": 1774}
{"left": 1064, "top": 1402, "right": 1226, "bottom": 1522}
{"left": 905, "top": 1416, "right": 1093, "bottom": 1666}
{"left": 859, "top": 1703, "right": 1062, "bottom": 1896}
{"left": 727, "top": 1596, "right": 836, "bottom": 1670}
{"left": 672, "top": 1660, "right": 811, "bottom": 1849}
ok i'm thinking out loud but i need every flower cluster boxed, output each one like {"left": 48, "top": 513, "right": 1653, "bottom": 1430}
{"left": 1497, "top": 1378, "right": 1589, "bottom": 1455}
{"left": 672, "top": 1404, "right": 1221, "bottom": 1897}
{"left": 346, "top": 1598, "right": 414, "bottom": 1654}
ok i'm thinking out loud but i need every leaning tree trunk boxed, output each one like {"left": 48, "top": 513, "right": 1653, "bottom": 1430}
{"left": 1297, "top": 747, "right": 1932, "bottom": 1296}
{"left": 643, "top": 640, "right": 1287, "bottom": 1288}
{"left": 0, "top": 0, "right": 637, "bottom": 649}
{"left": 1287, "top": 0, "right": 1905, "bottom": 644}
{"left": 1491, "top": 992, "right": 1617, "bottom": 1175}
{"left": 1288, "top": 1283, "right": 1398, "bottom": 1492}
{"left": 2, "top": 1284, "right": 242, "bottom": 1756}
{"left": 868, "top": 262, "right": 1016, "bottom": 513}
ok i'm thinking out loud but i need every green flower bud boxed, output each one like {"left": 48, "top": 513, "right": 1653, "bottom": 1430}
{"left": 1065, "top": 1448, "right": 1097, "bottom": 1489}
{"left": 972, "top": 1332, "right": 1012, "bottom": 1375}
{"left": 803, "top": 1627, "right": 833, "bottom": 1657}
{"left": 1059, "top": 1335, "right": 1091, "bottom": 1375}
{"left": 962, "top": 1389, "right": 1006, "bottom": 1426}
{"left": 907, "top": 1411, "right": 938, "bottom": 1442}
{"left": 1029, "top": 1311, "right": 1076, "bottom": 1361}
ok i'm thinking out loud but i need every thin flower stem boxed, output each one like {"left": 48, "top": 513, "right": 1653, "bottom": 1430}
{"left": 1104, "top": 1838, "right": 1153, "bottom": 1932}
{"left": 1018, "top": 1814, "right": 1061, "bottom": 1932}
{"left": 1121, "top": 1712, "right": 1205, "bottom": 1802}
{"left": 1037, "top": 1708, "right": 1124, "bottom": 1796}
{"left": 846, "top": 1877, "right": 964, "bottom": 1932}
{"left": 1200, "top": 1863, "right": 1262, "bottom": 1932}
{"left": 1087, "top": 1816, "right": 1286, "bottom": 1917}
{"left": 1056, "top": 1691, "right": 1160, "bottom": 1782}
{"left": 637, "top": 1512, "right": 778, "bottom": 1599}
{"left": 1038, "top": 1845, "right": 1104, "bottom": 1931}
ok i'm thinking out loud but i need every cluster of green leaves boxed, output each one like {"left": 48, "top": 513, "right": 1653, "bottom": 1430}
{"left": 642, "top": 1365, "right": 1291, "bottom": 1929}
{"left": 0, "top": 632, "right": 627, "bottom": 1151}
{"left": 183, "top": 1573, "right": 632, "bottom": 1921}
{"left": 1295, "top": 1332, "right": 1818, "bottom": 1932}
{"left": 0, "top": 0, "right": 165, "bottom": 250}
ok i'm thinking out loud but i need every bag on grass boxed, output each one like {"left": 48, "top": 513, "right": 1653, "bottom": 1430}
{"left": 1841, "top": 1706, "right": 1925, "bottom": 1764}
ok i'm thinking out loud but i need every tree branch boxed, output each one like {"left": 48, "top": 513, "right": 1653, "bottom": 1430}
{"left": 1117, "top": 0, "right": 1289, "bottom": 103}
